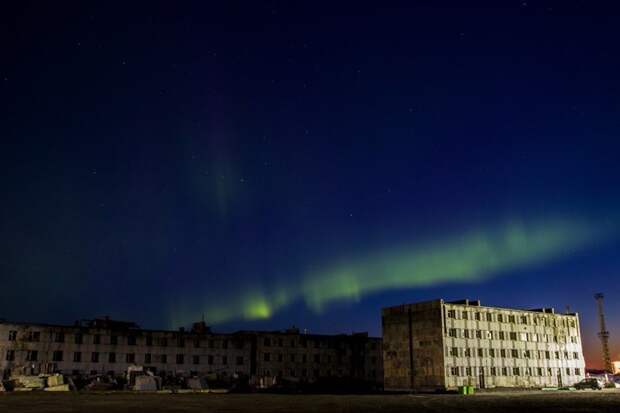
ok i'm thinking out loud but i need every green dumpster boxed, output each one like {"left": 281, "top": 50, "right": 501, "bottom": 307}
{"left": 467, "top": 386, "right": 475, "bottom": 394}
{"left": 458, "top": 386, "right": 467, "bottom": 395}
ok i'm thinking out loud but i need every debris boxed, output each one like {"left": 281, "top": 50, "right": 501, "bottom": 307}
{"left": 134, "top": 375, "right": 160, "bottom": 391}
{"left": 187, "top": 377, "right": 209, "bottom": 391}
{"left": 44, "top": 384, "right": 71, "bottom": 392}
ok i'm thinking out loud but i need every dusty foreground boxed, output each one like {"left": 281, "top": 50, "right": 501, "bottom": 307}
{"left": 1, "top": 390, "right": 620, "bottom": 413}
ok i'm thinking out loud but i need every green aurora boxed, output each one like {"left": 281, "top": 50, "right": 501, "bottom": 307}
{"left": 177, "top": 216, "right": 610, "bottom": 325}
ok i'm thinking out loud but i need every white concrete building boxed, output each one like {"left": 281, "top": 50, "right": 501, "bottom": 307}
{"left": 382, "top": 299, "right": 586, "bottom": 391}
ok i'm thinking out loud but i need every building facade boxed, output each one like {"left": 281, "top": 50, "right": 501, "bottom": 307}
{"left": 382, "top": 299, "right": 585, "bottom": 391}
{"left": 0, "top": 318, "right": 382, "bottom": 389}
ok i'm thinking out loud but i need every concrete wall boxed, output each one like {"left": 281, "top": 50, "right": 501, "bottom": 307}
{"left": 382, "top": 300, "right": 445, "bottom": 391}
{"left": 443, "top": 302, "right": 586, "bottom": 389}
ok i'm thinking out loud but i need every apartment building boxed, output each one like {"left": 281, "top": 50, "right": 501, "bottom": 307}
{"left": 0, "top": 317, "right": 382, "bottom": 389}
{"left": 382, "top": 299, "right": 585, "bottom": 391}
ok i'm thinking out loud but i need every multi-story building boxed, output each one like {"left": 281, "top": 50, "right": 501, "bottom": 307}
{"left": 0, "top": 317, "right": 382, "bottom": 389}
{"left": 382, "top": 299, "right": 585, "bottom": 391}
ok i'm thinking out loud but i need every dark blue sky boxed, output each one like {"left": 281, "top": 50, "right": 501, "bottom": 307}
{"left": 1, "top": 1, "right": 619, "bottom": 368}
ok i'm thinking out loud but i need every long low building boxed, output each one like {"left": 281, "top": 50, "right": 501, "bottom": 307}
{"left": 0, "top": 317, "right": 382, "bottom": 389}
{"left": 382, "top": 299, "right": 585, "bottom": 391}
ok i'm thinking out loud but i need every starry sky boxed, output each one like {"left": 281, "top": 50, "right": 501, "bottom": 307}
{"left": 1, "top": 1, "right": 619, "bottom": 368}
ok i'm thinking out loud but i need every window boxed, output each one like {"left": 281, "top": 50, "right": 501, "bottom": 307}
{"left": 28, "top": 331, "right": 40, "bottom": 342}
{"left": 193, "top": 355, "right": 200, "bottom": 365}
{"left": 511, "top": 349, "right": 519, "bottom": 358}
{"left": 464, "top": 348, "right": 471, "bottom": 357}
{"left": 501, "top": 367, "right": 508, "bottom": 376}
{"left": 537, "top": 367, "right": 543, "bottom": 376}
{"left": 447, "top": 309, "right": 456, "bottom": 318}
{"left": 486, "top": 331, "right": 493, "bottom": 339}
{"left": 303, "top": 354, "right": 308, "bottom": 363}
{"left": 222, "top": 356, "right": 227, "bottom": 365}
{"left": 193, "top": 339, "right": 200, "bottom": 348}
{"left": 222, "top": 340, "right": 228, "bottom": 349}
{"left": 509, "top": 332, "right": 517, "bottom": 341}
{"left": 176, "top": 354, "right": 184, "bottom": 364}
{"left": 8, "top": 330, "right": 17, "bottom": 341}
{"left": 575, "top": 368, "right": 581, "bottom": 376}
{"left": 177, "top": 337, "right": 185, "bottom": 348}
{"left": 53, "top": 351, "right": 63, "bottom": 362}
{"left": 450, "top": 347, "right": 458, "bottom": 357}
{"left": 477, "top": 348, "right": 484, "bottom": 357}
{"left": 144, "top": 353, "right": 151, "bottom": 364}
{"left": 555, "top": 351, "right": 560, "bottom": 359}
{"left": 26, "top": 350, "right": 38, "bottom": 361}
{"left": 491, "top": 367, "right": 497, "bottom": 376}
{"left": 290, "top": 340, "right": 295, "bottom": 348}
{"left": 74, "top": 333, "right": 83, "bottom": 344}
{"left": 450, "top": 367, "right": 460, "bottom": 376}
{"left": 475, "top": 312, "right": 481, "bottom": 321}
{"left": 264, "top": 353, "right": 270, "bottom": 362}
{"left": 277, "top": 338, "right": 283, "bottom": 347}
{"left": 564, "top": 351, "right": 569, "bottom": 359}
{"left": 463, "top": 329, "right": 470, "bottom": 338}
{"left": 278, "top": 353, "right": 283, "bottom": 362}
{"left": 462, "top": 311, "right": 468, "bottom": 319}
{"left": 475, "top": 330, "right": 482, "bottom": 339}
{"left": 127, "top": 336, "right": 136, "bottom": 346}
{"left": 290, "top": 354, "right": 295, "bottom": 362}
{"left": 370, "top": 356, "right": 376, "bottom": 364}
{"left": 449, "top": 328, "right": 457, "bottom": 338}
{"left": 236, "top": 356, "right": 244, "bottom": 365}
{"left": 208, "top": 355, "right": 214, "bottom": 365}
{"left": 545, "top": 351, "right": 550, "bottom": 359}
{"left": 500, "top": 349, "right": 506, "bottom": 358}
{"left": 6, "top": 350, "right": 15, "bottom": 361}
{"left": 526, "top": 367, "right": 532, "bottom": 376}
{"left": 55, "top": 332, "right": 65, "bottom": 343}
{"left": 508, "top": 315, "right": 515, "bottom": 323}
{"left": 513, "top": 367, "right": 520, "bottom": 376}
{"left": 91, "top": 352, "right": 99, "bottom": 363}
{"left": 110, "top": 335, "right": 118, "bottom": 345}
{"left": 520, "top": 332, "right": 528, "bottom": 341}
{"left": 94, "top": 334, "right": 101, "bottom": 345}
{"left": 520, "top": 315, "right": 528, "bottom": 324}
{"left": 161, "top": 354, "right": 167, "bottom": 364}
{"left": 489, "top": 349, "right": 495, "bottom": 358}
{"left": 465, "top": 367, "right": 472, "bottom": 375}
{"left": 498, "top": 331, "right": 505, "bottom": 340}
{"left": 497, "top": 314, "right": 504, "bottom": 323}
{"left": 146, "top": 336, "right": 153, "bottom": 346}
{"left": 108, "top": 352, "right": 116, "bottom": 363}
{"left": 524, "top": 350, "right": 531, "bottom": 358}
{"left": 264, "top": 337, "right": 271, "bottom": 346}
{"left": 573, "top": 352, "right": 579, "bottom": 359}
{"left": 126, "top": 353, "right": 135, "bottom": 363}
{"left": 160, "top": 338, "right": 168, "bottom": 347}
{"left": 73, "top": 352, "right": 82, "bottom": 362}
{"left": 486, "top": 313, "right": 492, "bottom": 322}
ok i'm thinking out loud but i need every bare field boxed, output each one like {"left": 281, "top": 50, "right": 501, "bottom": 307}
{"left": 1, "top": 390, "right": 620, "bottom": 413}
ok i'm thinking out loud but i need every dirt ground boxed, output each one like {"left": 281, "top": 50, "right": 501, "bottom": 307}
{"left": 1, "top": 390, "right": 619, "bottom": 413}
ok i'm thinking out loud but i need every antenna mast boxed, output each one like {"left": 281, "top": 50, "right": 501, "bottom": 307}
{"left": 594, "top": 293, "right": 613, "bottom": 372}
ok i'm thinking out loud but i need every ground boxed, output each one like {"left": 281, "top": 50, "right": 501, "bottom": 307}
{"left": 1, "top": 390, "right": 619, "bottom": 413}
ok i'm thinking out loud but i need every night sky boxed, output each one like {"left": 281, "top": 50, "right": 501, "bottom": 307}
{"left": 1, "top": 1, "right": 619, "bottom": 369}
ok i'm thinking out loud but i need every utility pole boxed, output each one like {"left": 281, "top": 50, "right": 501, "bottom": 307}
{"left": 594, "top": 293, "right": 613, "bottom": 373}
